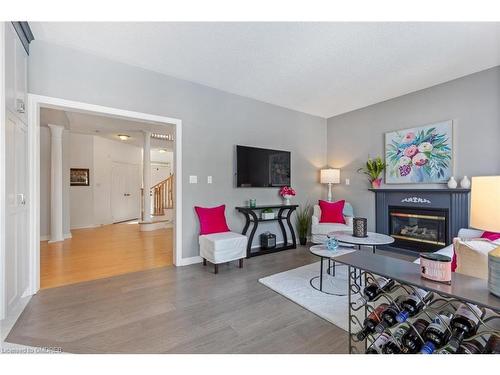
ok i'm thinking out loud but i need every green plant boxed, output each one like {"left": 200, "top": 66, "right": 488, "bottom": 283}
{"left": 262, "top": 208, "right": 274, "bottom": 213}
{"left": 295, "top": 204, "right": 312, "bottom": 239}
{"left": 357, "top": 156, "right": 386, "bottom": 181}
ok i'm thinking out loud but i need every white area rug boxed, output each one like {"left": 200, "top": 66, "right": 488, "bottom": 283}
{"left": 259, "top": 261, "right": 355, "bottom": 331}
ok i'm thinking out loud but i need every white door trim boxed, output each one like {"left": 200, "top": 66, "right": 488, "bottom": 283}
{"left": 27, "top": 94, "right": 183, "bottom": 296}
{"left": 0, "top": 23, "right": 6, "bottom": 320}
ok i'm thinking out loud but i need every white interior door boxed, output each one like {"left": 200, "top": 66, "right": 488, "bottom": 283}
{"left": 111, "top": 162, "right": 140, "bottom": 223}
{"left": 5, "top": 112, "right": 29, "bottom": 316}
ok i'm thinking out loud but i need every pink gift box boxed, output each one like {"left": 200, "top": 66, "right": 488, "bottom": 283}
{"left": 420, "top": 253, "right": 452, "bottom": 284}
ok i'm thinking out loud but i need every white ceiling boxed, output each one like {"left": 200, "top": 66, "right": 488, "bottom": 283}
{"left": 31, "top": 22, "right": 500, "bottom": 118}
{"left": 40, "top": 108, "right": 175, "bottom": 151}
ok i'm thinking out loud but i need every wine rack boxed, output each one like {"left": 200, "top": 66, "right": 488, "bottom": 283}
{"left": 335, "top": 252, "right": 500, "bottom": 354}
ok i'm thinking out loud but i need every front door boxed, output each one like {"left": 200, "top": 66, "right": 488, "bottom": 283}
{"left": 111, "top": 162, "right": 140, "bottom": 223}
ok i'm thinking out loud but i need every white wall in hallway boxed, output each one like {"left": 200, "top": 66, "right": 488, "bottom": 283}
{"left": 40, "top": 132, "right": 143, "bottom": 235}
{"left": 151, "top": 164, "right": 171, "bottom": 186}
{"left": 69, "top": 133, "right": 94, "bottom": 229}
{"left": 92, "top": 136, "right": 142, "bottom": 225}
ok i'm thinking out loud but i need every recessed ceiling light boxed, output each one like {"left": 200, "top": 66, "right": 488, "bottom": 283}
{"left": 118, "top": 134, "right": 130, "bottom": 141}
{"left": 158, "top": 149, "right": 167, "bottom": 153}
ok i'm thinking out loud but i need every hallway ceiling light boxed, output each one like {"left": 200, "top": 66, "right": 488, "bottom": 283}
{"left": 151, "top": 133, "right": 174, "bottom": 141}
{"left": 158, "top": 149, "right": 167, "bottom": 153}
{"left": 118, "top": 134, "right": 130, "bottom": 141}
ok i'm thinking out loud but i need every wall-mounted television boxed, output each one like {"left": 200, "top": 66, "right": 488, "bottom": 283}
{"left": 236, "top": 145, "right": 291, "bottom": 188}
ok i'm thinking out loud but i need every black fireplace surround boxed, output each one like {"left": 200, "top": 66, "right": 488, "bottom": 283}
{"left": 370, "top": 188, "right": 470, "bottom": 253}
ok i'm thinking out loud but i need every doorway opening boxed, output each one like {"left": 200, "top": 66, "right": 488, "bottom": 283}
{"left": 28, "top": 95, "right": 182, "bottom": 292}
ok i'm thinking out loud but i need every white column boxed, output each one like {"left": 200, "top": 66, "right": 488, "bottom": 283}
{"left": 48, "top": 124, "right": 64, "bottom": 242}
{"left": 143, "top": 131, "right": 152, "bottom": 222}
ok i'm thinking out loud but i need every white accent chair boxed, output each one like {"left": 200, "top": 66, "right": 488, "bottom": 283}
{"left": 199, "top": 231, "right": 248, "bottom": 274}
{"left": 413, "top": 228, "right": 484, "bottom": 264}
{"left": 311, "top": 202, "right": 355, "bottom": 244}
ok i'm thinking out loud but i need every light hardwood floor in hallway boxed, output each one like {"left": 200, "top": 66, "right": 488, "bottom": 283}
{"left": 40, "top": 223, "right": 173, "bottom": 289}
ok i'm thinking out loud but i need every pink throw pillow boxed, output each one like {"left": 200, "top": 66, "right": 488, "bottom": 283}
{"left": 319, "top": 200, "right": 346, "bottom": 224}
{"left": 194, "top": 205, "right": 230, "bottom": 235}
{"left": 481, "top": 231, "right": 500, "bottom": 241}
{"left": 451, "top": 244, "right": 457, "bottom": 272}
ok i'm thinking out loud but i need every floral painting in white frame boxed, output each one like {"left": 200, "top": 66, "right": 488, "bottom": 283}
{"left": 385, "top": 121, "right": 453, "bottom": 184}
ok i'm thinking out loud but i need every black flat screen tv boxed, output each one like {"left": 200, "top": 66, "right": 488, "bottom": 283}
{"left": 236, "top": 145, "right": 291, "bottom": 187}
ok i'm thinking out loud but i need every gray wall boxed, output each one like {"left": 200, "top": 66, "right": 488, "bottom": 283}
{"left": 29, "top": 41, "right": 327, "bottom": 259}
{"left": 327, "top": 66, "right": 500, "bottom": 231}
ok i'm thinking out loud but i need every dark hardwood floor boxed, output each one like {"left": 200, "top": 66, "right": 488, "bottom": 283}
{"left": 6, "top": 245, "right": 414, "bottom": 353}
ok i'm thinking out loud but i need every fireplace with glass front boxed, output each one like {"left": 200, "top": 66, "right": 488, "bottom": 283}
{"left": 371, "top": 188, "right": 470, "bottom": 254}
{"left": 389, "top": 206, "right": 448, "bottom": 252}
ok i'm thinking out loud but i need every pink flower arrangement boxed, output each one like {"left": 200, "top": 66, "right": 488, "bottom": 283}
{"left": 403, "top": 144, "right": 418, "bottom": 158}
{"left": 402, "top": 132, "right": 416, "bottom": 144}
{"left": 279, "top": 186, "right": 296, "bottom": 197}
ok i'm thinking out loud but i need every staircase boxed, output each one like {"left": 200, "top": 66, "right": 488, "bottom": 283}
{"left": 139, "top": 175, "right": 174, "bottom": 231}
{"left": 152, "top": 175, "right": 174, "bottom": 216}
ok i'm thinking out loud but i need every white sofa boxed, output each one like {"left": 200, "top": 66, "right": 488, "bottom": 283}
{"left": 311, "top": 202, "right": 354, "bottom": 244}
{"left": 414, "top": 228, "right": 484, "bottom": 264}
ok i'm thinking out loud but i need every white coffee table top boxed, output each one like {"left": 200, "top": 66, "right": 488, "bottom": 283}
{"left": 328, "top": 231, "right": 395, "bottom": 246}
{"left": 309, "top": 244, "right": 356, "bottom": 259}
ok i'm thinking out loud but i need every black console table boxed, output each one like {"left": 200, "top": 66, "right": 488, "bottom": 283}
{"left": 235, "top": 204, "right": 298, "bottom": 258}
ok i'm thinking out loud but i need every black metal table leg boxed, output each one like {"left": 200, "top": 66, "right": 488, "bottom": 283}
{"left": 277, "top": 207, "right": 288, "bottom": 246}
{"left": 285, "top": 207, "right": 297, "bottom": 247}
{"left": 320, "top": 257, "right": 323, "bottom": 291}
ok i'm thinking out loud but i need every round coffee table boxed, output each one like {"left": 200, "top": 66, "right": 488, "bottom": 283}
{"left": 309, "top": 245, "right": 356, "bottom": 296}
{"left": 328, "top": 231, "right": 394, "bottom": 254}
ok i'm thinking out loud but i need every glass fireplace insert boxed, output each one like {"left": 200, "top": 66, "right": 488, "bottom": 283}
{"left": 388, "top": 206, "right": 448, "bottom": 252}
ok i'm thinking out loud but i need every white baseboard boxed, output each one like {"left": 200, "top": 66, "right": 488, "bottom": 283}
{"left": 178, "top": 256, "right": 203, "bottom": 266}
{"left": 42, "top": 232, "right": 72, "bottom": 242}
{"left": 139, "top": 221, "right": 172, "bottom": 231}
{"left": 70, "top": 224, "right": 100, "bottom": 230}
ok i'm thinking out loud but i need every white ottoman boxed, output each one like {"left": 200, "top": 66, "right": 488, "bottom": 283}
{"left": 199, "top": 231, "right": 248, "bottom": 274}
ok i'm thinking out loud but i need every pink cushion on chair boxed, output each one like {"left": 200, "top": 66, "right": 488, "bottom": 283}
{"left": 481, "top": 231, "right": 500, "bottom": 241}
{"left": 195, "top": 205, "right": 230, "bottom": 235}
{"left": 319, "top": 200, "right": 346, "bottom": 224}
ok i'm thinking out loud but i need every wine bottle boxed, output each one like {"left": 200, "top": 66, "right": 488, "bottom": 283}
{"left": 457, "top": 338, "right": 487, "bottom": 354}
{"left": 396, "top": 288, "right": 433, "bottom": 323}
{"left": 356, "top": 304, "right": 388, "bottom": 341}
{"left": 434, "top": 346, "right": 454, "bottom": 354}
{"left": 352, "top": 277, "right": 395, "bottom": 309}
{"left": 419, "top": 311, "right": 453, "bottom": 354}
{"left": 363, "top": 276, "right": 395, "bottom": 301}
{"left": 401, "top": 318, "right": 429, "bottom": 353}
{"left": 484, "top": 335, "right": 500, "bottom": 354}
{"left": 365, "top": 333, "right": 391, "bottom": 354}
{"left": 375, "top": 300, "right": 401, "bottom": 333}
{"left": 381, "top": 326, "right": 408, "bottom": 354}
{"left": 448, "top": 303, "right": 485, "bottom": 351}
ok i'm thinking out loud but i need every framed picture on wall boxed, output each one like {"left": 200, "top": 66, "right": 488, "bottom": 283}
{"left": 385, "top": 120, "right": 453, "bottom": 184}
{"left": 70, "top": 168, "right": 90, "bottom": 186}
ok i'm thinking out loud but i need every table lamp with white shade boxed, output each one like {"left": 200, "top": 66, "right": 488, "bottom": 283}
{"left": 320, "top": 168, "right": 340, "bottom": 202}
{"left": 470, "top": 176, "right": 500, "bottom": 232}
{"left": 470, "top": 176, "right": 500, "bottom": 297}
